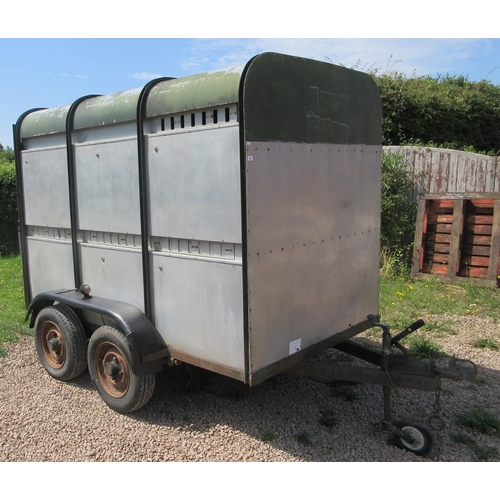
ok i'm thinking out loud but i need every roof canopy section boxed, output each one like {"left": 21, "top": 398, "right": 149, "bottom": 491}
{"left": 242, "top": 53, "right": 382, "bottom": 145}
{"left": 18, "top": 65, "right": 245, "bottom": 140}
{"left": 19, "top": 105, "right": 70, "bottom": 139}
{"left": 146, "top": 65, "right": 244, "bottom": 117}
{"left": 17, "top": 53, "right": 381, "bottom": 146}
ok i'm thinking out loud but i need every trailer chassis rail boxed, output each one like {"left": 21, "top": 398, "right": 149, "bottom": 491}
{"left": 288, "top": 316, "right": 477, "bottom": 456}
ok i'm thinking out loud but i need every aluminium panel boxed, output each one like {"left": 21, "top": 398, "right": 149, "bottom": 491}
{"left": 80, "top": 245, "right": 144, "bottom": 311}
{"left": 245, "top": 142, "right": 381, "bottom": 374}
{"left": 21, "top": 147, "right": 71, "bottom": 228}
{"left": 74, "top": 138, "right": 141, "bottom": 235}
{"left": 27, "top": 239, "right": 74, "bottom": 297}
{"left": 152, "top": 254, "right": 245, "bottom": 372}
{"left": 148, "top": 125, "right": 242, "bottom": 243}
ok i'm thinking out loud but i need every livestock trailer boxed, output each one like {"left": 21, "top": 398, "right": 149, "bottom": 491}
{"left": 14, "top": 52, "right": 474, "bottom": 455}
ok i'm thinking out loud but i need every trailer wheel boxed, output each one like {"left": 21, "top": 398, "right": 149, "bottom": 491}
{"left": 34, "top": 304, "right": 88, "bottom": 381}
{"left": 87, "top": 325, "right": 155, "bottom": 413}
{"left": 393, "top": 421, "right": 434, "bottom": 456}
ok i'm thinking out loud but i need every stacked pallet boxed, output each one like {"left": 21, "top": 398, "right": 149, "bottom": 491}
{"left": 412, "top": 194, "right": 500, "bottom": 287}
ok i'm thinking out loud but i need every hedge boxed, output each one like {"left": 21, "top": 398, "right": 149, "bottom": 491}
{"left": 0, "top": 160, "right": 19, "bottom": 256}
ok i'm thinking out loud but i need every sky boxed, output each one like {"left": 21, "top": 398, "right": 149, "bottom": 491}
{"left": 1, "top": 5, "right": 499, "bottom": 150}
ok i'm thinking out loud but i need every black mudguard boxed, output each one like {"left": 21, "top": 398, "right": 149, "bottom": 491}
{"left": 27, "top": 290, "right": 167, "bottom": 375}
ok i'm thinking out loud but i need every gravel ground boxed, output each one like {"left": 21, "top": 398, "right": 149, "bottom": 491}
{"left": 1, "top": 314, "right": 499, "bottom": 462}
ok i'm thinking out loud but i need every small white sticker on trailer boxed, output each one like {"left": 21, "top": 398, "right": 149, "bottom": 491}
{"left": 289, "top": 338, "right": 301, "bottom": 355}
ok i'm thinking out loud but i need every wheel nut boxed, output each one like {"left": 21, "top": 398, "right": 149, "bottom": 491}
{"left": 48, "top": 338, "right": 61, "bottom": 352}
{"left": 105, "top": 359, "right": 120, "bottom": 377}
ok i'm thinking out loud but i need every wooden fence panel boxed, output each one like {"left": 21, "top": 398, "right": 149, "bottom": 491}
{"left": 383, "top": 146, "right": 500, "bottom": 201}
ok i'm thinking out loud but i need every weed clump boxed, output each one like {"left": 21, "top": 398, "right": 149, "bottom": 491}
{"left": 295, "top": 432, "right": 312, "bottom": 445}
{"left": 457, "top": 406, "right": 500, "bottom": 435}
{"left": 259, "top": 429, "right": 276, "bottom": 442}
{"left": 472, "top": 338, "right": 499, "bottom": 350}
{"left": 452, "top": 433, "right": 500, "bottom": 461}
{"left": 407, "top": 336, "right": 449, "bottom": 359}
{"left": 319, "top": 409, "right": 337, "bottom": 429}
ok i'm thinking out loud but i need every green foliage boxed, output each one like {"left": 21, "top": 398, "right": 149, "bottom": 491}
{"left": 318, "top": 409, "right": 337, "bottom": 429}
{"left": 380, "top": 152, "right": 417, "bottom": 276}
{"left": 259, "top": 429, "right": 276, "bottom": 442}
{"left": 331, "top": 384, "right": 359, "bottom": 402}
{"left": 406, "top": 336, "right": 449, "bottom": 359}
{"left": 373, "top": 72, "right": 500, "bottom": 155}
{"left": 379, "top": 275, "right": 500, "bottom": 343}
{"left": 452, "top": 433, "right": 500, "bottom": 461}
{"left": 0, "top": 255, "right": 30, "bottom": 355}
{"left": 457, "top": 406, "right": 500, "bottom": 435}
{"left": 472, "top": 338, "right": 499, "bottom": 350}
{"left": 0, "top": 147, "right": 19, "bottom": 256}
{"left": 295, "top": 432, "right": 312, "bottom": 445}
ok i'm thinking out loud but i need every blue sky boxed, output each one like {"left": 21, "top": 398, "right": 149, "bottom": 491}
{"left": 1, "top": 6, "right": 499, "bottom": 150}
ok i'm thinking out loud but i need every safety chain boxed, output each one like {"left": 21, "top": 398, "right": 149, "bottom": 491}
{"left": 428, "top": 387, "right": 446, "bottom": 431}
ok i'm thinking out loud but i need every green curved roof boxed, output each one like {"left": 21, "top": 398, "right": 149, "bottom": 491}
{"left": 73, "top": 87, "right": 143, "bottom": 130}
{"left": 19, "top": 105, "right": 70, "bottom": 139}
{"left": 18, "top": 54, "right": 381, "bottom": 146}
{"left": 146, "top": 65, "right": 244, "bottom": 117}
{"left": 19, "top": 65, "right": 245, "bottom": 139}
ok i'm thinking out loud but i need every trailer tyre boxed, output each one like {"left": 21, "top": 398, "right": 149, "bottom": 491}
{"left": 393, "top": 421, "right": 434, "bottom": 456}
{"left": 88, "top": 325, "right": 155, "bottom": 413}
{"left": 34, "top": 304, "right": 88, "bottom": 381}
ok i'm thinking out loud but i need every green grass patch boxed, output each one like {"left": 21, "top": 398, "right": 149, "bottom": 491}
{"left": 456, "top": 406, "right": 500, "bottom": 435}
{"left": 452, "top": 434, "right": 500, "bottom": 461}
{"left": 406, "top": 336, "right": 449, "bottom": 359}
{"left": 0, "top": 255, "right": 30, "bottom": 355}
{"left": 472, "top": 338, "right": 499, "bottom": 350}
{"left": 318, "top": 409, "right": 337, "bottom": 429}
{"left": 295, "top": 432, "right": 312, "bottom": 445}
{"left": 331, "top": 385, "right": 359, "bottom": 402}
{"left": 452, "top": 433, "right": 476, "bottom": 447}
{"left": 380, "top": 275, "right": 500, "bottom": 326}
{"left": 259, "top": 429, "right": 276, "bottom": 442}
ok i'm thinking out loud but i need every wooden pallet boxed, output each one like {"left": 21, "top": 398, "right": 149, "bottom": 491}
{"left": 411, "top": 194, "right": 500, "bottom": 287}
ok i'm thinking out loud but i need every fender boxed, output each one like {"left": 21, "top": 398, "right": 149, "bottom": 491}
{"left": 27, "top": 289, "right": 168, "bottom": 375}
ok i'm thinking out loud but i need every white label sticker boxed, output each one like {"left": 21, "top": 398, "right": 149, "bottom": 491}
{"left": 247, "top": 155, "right": 254, "bottom": 161}
{"left": 289, "top": 338, "right": 301, "bottom": 355}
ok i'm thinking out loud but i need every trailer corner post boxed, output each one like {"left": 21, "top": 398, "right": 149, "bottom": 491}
{"left": 136, "top": 77, "right": 175, "bottom": 322}
{"left": 13, "top": 108, "right": 46, "bottom": 308}
{"left": 65, "top": 95, "right": 101, "bottom": 290}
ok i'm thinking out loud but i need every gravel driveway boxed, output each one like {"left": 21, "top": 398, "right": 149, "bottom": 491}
{"left": 1, "top": 314, "right": 499, "bottom": 462}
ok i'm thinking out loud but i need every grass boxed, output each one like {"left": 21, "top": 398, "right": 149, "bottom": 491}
{"left": 330, "top": 384, "right": 359, "bottom": 402}
{"left": 406, "top": 336, "right": 449, "bottom": 359}
{"left": 295, "top": 432, "right": 312, "bottom": 445}
{"left": 379, "top": 274, "right": 500, "bottom": 329}
{"left": 472, "top": 338, "right": 499, "bottom": 350}
{"left": 452, "top": 434, "right": 500, "bottom": 461}
{"left": 456, "top": 406, "right": 500, "bottom": 435}
{"left": 259, "top": 429, "right": 276, "bottom": 442}
{"left": 318, "top": 409, "right": 337, "bottom": 429}
{"left": 0, "top": 255, "right": 30, "bottom": 356}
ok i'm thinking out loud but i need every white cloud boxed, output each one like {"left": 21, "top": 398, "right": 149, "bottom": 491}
{"left": 127, "top": 72, "right": 163, "bottom": 80}
{"left": 8, "top": 68, "right": 26, "bottom": 73}
{"left": 45, "top": 71, "right": 90, "bottom": 78}
{"left": 178, "top": 38, "right": 500, "bottom": 83}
